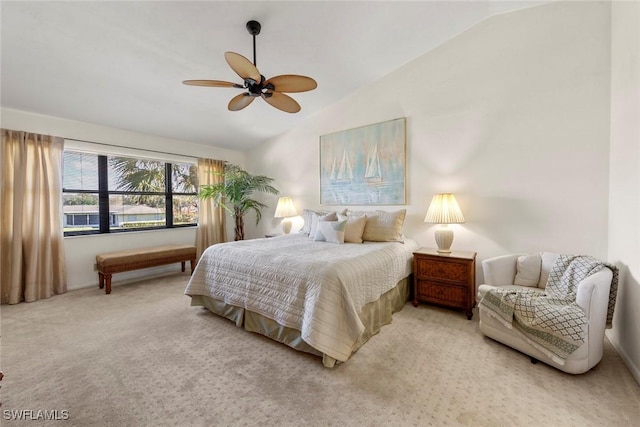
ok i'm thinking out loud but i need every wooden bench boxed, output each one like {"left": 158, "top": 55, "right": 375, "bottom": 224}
{"left": 96, "top": 245, "right": 197, "bottom": 294}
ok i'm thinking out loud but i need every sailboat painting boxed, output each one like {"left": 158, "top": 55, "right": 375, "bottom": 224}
{"left": 330, "top": 149, "right": 353, "bottom": 185}
{"left": 320, "top": 118, "right": 406, "bottom": 205}
{"left": 364, "top": 144, "right": 382, "bottom": 184}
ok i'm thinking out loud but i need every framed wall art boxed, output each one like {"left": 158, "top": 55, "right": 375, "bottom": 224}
{"left": 319, "top": 117, "right": 406, "bottom": 205}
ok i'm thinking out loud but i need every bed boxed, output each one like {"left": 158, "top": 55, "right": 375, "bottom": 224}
{"left": 184, "top": 231, "right": 418, "bottom": 367}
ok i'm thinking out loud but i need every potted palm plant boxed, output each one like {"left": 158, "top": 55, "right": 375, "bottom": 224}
{"left": 198, "top": 163, "right": 279, "bottom": 241}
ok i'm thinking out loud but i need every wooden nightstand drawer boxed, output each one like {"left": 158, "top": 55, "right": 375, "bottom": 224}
{"left": 416, "top": 280, "right": 466, "bottom": 306}
{"left": 412, "top": 248, "right": 477, "bottom": 319}
{"left": 416, "top": 258, "right": 469, "bottom": 283}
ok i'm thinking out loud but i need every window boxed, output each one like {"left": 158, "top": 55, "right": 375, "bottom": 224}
{"left": 63, "top": 150, "right": 198, "bottom": 235}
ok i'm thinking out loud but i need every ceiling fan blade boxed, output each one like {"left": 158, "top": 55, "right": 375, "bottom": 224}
{"left": 183, "top": 80, "right": 243, "bottom": 88}
{"left": 262, "top": 92, "right": 301, "bottom": 113}
{"left": 224, "top": 51, "right": 261, "bottom": 83}
{"left": 228, "top": 93, "right": 255, "bottom": 111}
{"left": 264, "top": 75, "right": 317, "bottom": 93}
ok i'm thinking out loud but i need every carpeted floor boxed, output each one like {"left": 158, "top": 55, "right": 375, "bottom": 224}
{"left": 1, "top": 273, "right": 638, "bottom": 426}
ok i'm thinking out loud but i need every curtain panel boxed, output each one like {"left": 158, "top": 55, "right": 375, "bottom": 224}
{"left": 0, "top": 129, "right": 67, "bottom": 304}
{"left": 195, "top": 158, "right": 226, "bottom": 258}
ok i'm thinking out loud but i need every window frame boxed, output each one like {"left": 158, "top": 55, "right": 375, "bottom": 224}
{"left": 63, "top": 151, "right": 198, "bottom": 236}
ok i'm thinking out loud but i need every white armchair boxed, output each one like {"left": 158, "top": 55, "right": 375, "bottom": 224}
{"left": 477, "top": 252, "right": 613, "bottom": 374}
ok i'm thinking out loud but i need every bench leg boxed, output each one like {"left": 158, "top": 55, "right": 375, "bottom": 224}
{"left": 181, "top": 261, "right": 186, "bottom": 272}
{"left": 98, "top": 272, "right": 104, "bottom": 289}
{"left": 190, "top": 258, "right": 196, "bottom": 275}
{"left": 105, "top": 274, "right": 112, "bottom": 294}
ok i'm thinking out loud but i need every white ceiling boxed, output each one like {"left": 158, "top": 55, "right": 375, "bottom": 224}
{"left": 1, "top": 1, "right": 543, "bottom": 151}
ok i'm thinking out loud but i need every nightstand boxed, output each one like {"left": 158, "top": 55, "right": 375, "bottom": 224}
{"left": 412, "top": 248, "right": 477, "bottom": 320}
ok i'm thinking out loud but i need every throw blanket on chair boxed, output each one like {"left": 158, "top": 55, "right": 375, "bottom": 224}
{"left": 479, "top": 255, "right": 618, "bottom": 365}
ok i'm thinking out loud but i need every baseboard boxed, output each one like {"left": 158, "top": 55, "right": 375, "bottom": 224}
{"left": 606, "top": 330, "right": 640, "bottom": 386}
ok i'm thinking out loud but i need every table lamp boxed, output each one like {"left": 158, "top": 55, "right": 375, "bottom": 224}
{"left": 274, "top": 197, "right": 297, "bottom": 234}
{"left": 424, "top": 193, "right": 465, "bottom": 253}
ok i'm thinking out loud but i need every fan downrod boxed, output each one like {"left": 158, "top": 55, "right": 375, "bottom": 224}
{"left": 246, "top": 20, "right": 261, "bottom": 66}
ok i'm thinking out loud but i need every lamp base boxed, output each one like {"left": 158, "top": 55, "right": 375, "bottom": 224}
{"left": 281, "top": 218, "right": 292, "bottom": 235}
{"left": 434, "top": 226, "right": 454, "bottom": 254}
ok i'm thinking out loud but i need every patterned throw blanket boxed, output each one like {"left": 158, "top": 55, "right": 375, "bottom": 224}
{"left": 479, "top": 255, "right": 618, "bottom": 365}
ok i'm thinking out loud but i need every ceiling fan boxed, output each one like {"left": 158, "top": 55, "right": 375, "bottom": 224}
{"left": 183, "top": 20, "right": 317, "bottom": 113}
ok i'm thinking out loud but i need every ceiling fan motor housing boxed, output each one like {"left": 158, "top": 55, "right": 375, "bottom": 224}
{"left": 245, "top": 75, "right": 274, "bottom": 97}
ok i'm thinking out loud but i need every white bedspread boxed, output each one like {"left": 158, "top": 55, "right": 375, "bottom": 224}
{"left": 185, "top": 234, "right": 418, "bottom": 362}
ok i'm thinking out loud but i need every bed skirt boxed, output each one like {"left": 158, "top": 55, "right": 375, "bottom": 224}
{"left": 190, "top": 276, "right": 411, "bottom": 367}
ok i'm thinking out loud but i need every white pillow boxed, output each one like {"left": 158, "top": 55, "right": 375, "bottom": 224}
{"left": 361, "top": 209, "right": 406, "bottom": 242}
{"left": 338, "top": 214, "right": 367, "bottom": 243}
{"left": 300, "top": 209, "right": 326, "bottom": 235}
{"left": 538, "top": 252, "right": 559, "bottom": 289}
{"left": 308, "top": 212, "right": 337, "bottom": 239}
{"left": 514, "top": 253, "right": 542, "bottom": 287}
{"left": 313, "top": 219, "right": 347, "bottom": 244}
{"left": 308, "top": 213, "right": 321, "bottom": 238}
{"left": 345, "top": 209, "right": 368, "bottom": 217}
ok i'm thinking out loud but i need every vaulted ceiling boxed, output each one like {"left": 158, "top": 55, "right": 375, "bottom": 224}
{"left": 1, "top": 1, "right": 543, "bottom": 151}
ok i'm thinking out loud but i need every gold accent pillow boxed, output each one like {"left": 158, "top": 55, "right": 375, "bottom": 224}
{"left": 338, "top": 214, "right": 367, "bottom": 243}
{"left": 354, "top": 209, "right": 406, "bottom": 242}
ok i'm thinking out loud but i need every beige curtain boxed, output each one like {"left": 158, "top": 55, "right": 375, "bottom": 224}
{"left": 1, "top": 130, "right": 66, "bottom": 304}
{"left": 195, "top": 158, "right": 226, "bottom": 258}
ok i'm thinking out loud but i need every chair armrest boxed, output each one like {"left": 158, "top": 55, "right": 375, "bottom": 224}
{"left": 575, "top": 268, "right": 613, "bottom": 317}
{"left": 481, "top": 254, "right": 525, "bottom": 285}
{"left": 575, "top": 268, "right": 613, "bottom": 366}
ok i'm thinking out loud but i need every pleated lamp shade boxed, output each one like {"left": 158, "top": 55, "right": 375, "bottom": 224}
{"left": 424, "top": 194, "right": 465, "bottom": 224}
{"left": 274, "top": 197, "right": 297, "bottom": 234}
{"left": 274, "top": 197, "right": 297, "bottom": 218}
{"left": 424, "top": 194, "right": 465, "bottom": 253}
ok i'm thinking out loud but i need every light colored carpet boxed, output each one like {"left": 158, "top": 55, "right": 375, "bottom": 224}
{"left": 1, "top": 273, "right": 638, "bottom": 426}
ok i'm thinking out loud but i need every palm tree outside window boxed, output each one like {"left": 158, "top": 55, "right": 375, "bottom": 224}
{"left": 62, "top": 151, "right": 198, "bottom": 235}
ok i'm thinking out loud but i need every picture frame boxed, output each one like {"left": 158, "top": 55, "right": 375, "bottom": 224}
{"left": 319, "top": 117, "right": 406, "bottom": 205}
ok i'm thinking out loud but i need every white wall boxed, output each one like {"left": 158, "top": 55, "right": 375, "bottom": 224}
{"left": 1, "top": 108, "right": 245, "bottom": 289}
{"left": 247, "top": 1, "right": 611, "bottom": 268}
{"left": 607, "top": 1, "right": 640, "bottom": 383}
{"left": 64, "top": 228, "right": 197, "bottom": 289}
{"left": 245, "top": 0, "right": 640, "bottom": 381}
{"left": 247, "top": 0, "right": 640, "bottom": 382}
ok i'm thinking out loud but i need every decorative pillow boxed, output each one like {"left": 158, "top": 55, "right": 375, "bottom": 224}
{"left": 514, "top": 253, "right": 542, "bottom": 287}
{"left": 308, "top": 212, "right": 337, "bottom": 239}
{"left": 338, "top": 214, "right": 367, "bottom": 243}
{"left": 361, "top": 209, "right": 406, "bottom": 242}
{"left": 300, "top": 209, "right": 326, "bottom": 235}
{"left": 322, "top": 211, "right": 338, "bottom": 221}
{"left": 538, "top": 252, "right": 559, "bottom": 288}
{"left": 313, "top": 219, "right": 347, "bottom": 244}
{"left": 345, "top": 209, "right": 370, "bottom": 218}
{"left": 308, "top": 213, "right": 321, "bottom": 238}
